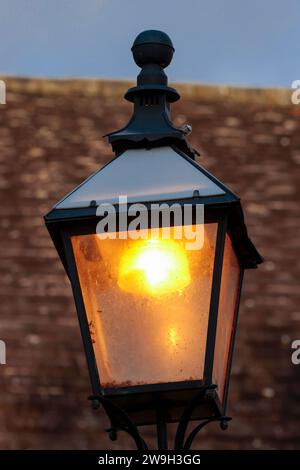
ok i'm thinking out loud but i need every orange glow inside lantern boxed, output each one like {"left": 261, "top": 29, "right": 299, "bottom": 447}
{"left": 71, "top": 224, "right": 217, "bottom": 388}
{"left": 118, "top": 239, "right": 191, "bottom": 296}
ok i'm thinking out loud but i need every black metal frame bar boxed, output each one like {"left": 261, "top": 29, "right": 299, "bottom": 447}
{"left": 222, "top": 269, "right": 244, "bottom": 411}
{"left": 61, "top": 230, "right": 101, "bottom": 395}
{"left": 203, "top": 218, "right": 227, "bottom": 385}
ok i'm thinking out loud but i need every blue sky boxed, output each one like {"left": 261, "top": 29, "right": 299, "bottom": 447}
{"left": 0, "top": 0, "right": 299, "bottom": 86}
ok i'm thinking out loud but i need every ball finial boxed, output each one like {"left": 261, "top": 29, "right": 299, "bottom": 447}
{"left": 131, "top": 30, "right": 174, "bottom": 68}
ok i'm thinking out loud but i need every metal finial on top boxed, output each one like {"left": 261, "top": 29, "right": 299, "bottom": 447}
{"left": 107, "top": 30, "right": 197, "bottom": 159}
{"left": 131, "top": 30, "right": 174, "bottom": 69}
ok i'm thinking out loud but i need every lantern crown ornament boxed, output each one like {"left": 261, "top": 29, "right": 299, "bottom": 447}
{"left": 106, "top": 29, "right": 197, "bottom": 160}
{"left": 45, "top": 30, "right": 263, "bottom": 450}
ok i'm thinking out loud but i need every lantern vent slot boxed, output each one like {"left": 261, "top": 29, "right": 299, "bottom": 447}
{"left": 140, "top": 94, "right": 160, "bottom": 106}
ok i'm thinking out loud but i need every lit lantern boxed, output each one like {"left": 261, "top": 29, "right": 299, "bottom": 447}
{"left": 45, "top": 30, "right": 262, "bottom": 449}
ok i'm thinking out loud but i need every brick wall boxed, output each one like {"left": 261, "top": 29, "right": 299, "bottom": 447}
{"left": 0, "top": 78, "right": 299, "bottom": 449}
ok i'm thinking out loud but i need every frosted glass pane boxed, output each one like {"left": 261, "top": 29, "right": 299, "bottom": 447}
{"left": 213, "top": 234, "right": 240, "bottom": 402}
{"left": 71, "top": 224, "right": 217, "bottom": 388}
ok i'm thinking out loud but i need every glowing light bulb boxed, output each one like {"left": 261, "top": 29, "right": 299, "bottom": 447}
{"left": 118, "top": 239, "right": 191, "bottom": 296}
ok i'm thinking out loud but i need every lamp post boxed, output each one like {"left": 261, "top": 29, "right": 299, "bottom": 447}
{"left": 45, "top": 30, "right": 262, "bottom": 450}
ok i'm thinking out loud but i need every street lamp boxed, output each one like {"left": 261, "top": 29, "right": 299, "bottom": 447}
{"left": 45, "top": 30, "right": 262, "bottom": 450}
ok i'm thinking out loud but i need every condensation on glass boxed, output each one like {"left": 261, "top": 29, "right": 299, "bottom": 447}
{"left": 71, "top": 224, "right": 217, "bottom": 388}
{"left": 213, "top": 234, "right": 241, "bottom": 402}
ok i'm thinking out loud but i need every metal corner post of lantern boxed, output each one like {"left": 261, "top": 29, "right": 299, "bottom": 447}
{"left": 44, "top": 30, "right": 263, "bottom": 450}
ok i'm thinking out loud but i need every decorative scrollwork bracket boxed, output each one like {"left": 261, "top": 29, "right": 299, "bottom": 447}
{"left": 89, "top": 384, "right": 231, "bottom": 450}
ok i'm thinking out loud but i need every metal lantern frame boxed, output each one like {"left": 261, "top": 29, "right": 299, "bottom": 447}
{"left": 45, "top": 30, "right": 262, "bottom": 450}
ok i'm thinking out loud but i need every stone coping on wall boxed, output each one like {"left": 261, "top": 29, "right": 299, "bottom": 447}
{"left": 0, "top": 75, "right": 292, "bottom": 107}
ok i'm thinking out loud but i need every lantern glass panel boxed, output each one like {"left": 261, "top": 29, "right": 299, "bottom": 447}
{"left": 213, "top": 234, "right": 240, "bottom": 401}
{"left": 71, "top": 223, "right": 217, "bottom": 388}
